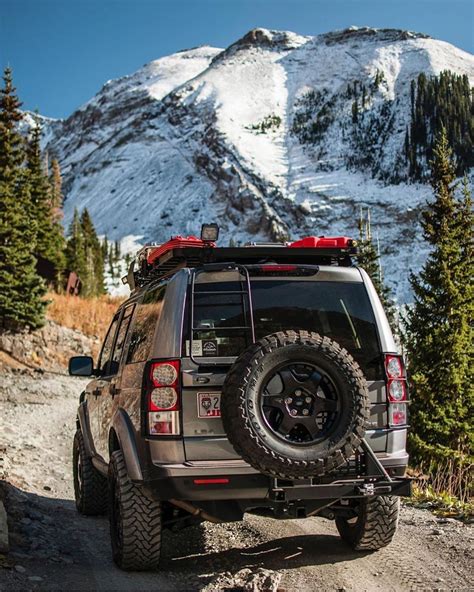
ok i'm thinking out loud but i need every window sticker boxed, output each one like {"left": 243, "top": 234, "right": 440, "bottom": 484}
{"left": 185, "top": 340, "right": 203, "bottom": 357}
{"left": 202, "top": 339, "right": 218, "bottom": 357}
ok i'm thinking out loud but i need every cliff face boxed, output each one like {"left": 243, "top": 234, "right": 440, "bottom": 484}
{"left": 39, "top": 27, "right": 474, "bottom": 301}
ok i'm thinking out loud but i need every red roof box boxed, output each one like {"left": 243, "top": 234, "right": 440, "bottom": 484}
{"left": 147, "top": 235, "right": 214, "bottom": 265}
{"left": 289, "top": 236, "right": 355, "bottom": 249}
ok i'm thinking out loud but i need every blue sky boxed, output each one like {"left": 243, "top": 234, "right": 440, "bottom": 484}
{"left": 1, "top": 0, "right": 473, "bottom": 119}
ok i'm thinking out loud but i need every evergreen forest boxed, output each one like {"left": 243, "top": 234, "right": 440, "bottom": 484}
{"left": 0, "top": 68, "right": 106, "bottom": 329}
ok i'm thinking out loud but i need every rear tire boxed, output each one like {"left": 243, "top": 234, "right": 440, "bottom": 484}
{"left": 73, "top": 429, "right": 108, "bottom": 515}
{"left": 336, "top": 495, "right": 400, "bottom": 551}
{"left": 108, "top": 449, "right": 162, "bottom": 571}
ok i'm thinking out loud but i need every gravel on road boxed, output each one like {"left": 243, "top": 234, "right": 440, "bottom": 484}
{"left": 0, "top": 369, "right": 472, "bottom": 591}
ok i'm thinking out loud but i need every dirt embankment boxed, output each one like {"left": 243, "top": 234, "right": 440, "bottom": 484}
{"left": 0, "top": 325, "right": 472, "bottom": 591}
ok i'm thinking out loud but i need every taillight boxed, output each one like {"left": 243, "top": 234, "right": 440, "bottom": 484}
{"left": 388, "top": 403, "right": 407, "bottom": 426}
{"left": 384, "top": 355, "right": 408, "bottom": 426}
{"left": 248, "top": 264, "right": 318, "bottom": 277}
{"left": 193, "top": 478, "right": 230, "bottom": 485}
{"left": 385, "top": 355, "right": 403, "bottom": 378}
{"left": 259, "top": 264, "right": 297, "bottom": 272}
{"left": 147, "top": 360, "right": 181, "bottom": 435}
{"left": 148, "top": 411, "right": 180, "bottom": 434}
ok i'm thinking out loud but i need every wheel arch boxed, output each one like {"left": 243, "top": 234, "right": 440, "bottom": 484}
{"left": 77, "top": 401, "right": 95, "bottom": 458}
{"left": 109, "top": 428, "right": 120, "bottom": 454}
{"left": 109, "top": 409, "right": 143, "bottom": 482}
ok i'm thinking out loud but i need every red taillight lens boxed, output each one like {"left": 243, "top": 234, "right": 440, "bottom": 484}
{"left": 259, "top": 264, "right": 297, "bottom": 272}
{"left": 193, "top": 478, "right": 229, "bottom": 485}
{"left": 151, "top": 361, "right": 180, "bottom": 387}
{"left": 388, "top": 379, "right": 407, "bottom": 402}
{"left": 385, "top": 355, "right": 404, "bottom": 379}
{"left": 150, "top": 387, "right": 178, "bottom": 410}
{"left": 384, "top": 355, "right": 408, "bottom": 426}
{"left": 147, "top": 360, "right": 181, "bottom": 435}
{"left": 248, "top": 264, "right": 318, "bottom": 277}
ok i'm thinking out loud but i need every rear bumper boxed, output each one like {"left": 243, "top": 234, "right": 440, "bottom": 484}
{"left": 143, "top": 454, "right": 410, "bottom": 501}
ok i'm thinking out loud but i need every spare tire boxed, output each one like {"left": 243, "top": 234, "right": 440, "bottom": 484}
{"left": 221, "top": 330, "right": 370, "bottom": 479}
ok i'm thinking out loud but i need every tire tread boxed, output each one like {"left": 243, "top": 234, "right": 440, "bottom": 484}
{"left": 73, "top": 429, "right": 107, "bottom": 516}
{"left": 109, "top": 449, "right": 162, "bottom": 571}
{"left": 336, "top": 495, "right": 400, "bottom": 551}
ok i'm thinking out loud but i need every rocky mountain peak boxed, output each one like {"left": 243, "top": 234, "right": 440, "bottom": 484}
{"left": 320, "top": 26, "right": 431, "bottom": 45}
{"left": 34, "top": 27, "right": 473, "bottom": 302}
{"left": 212, "top": 27, "right": 309, "bottom": 64}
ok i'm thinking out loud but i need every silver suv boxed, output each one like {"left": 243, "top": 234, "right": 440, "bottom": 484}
{"left": 69, "top": 230, "right": 411, "bottom": 571}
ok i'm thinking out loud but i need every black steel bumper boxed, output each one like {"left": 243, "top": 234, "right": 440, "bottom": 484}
{"left": 269, "top": 476, "right": 411, "bottom": 502}
{"left": 143, "top": 439, "right": 411, "bottom": 503}
{"left": 144, "top": 470, "right": 411, "bottom": 502}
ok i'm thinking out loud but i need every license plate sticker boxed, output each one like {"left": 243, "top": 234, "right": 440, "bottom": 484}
{"left": 197, "top": 393, "right": 221, "bottom": 418}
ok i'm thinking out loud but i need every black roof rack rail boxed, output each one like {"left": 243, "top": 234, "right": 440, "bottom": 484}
{"left": 122, "top": 235, "right": 358, "bottom": 292}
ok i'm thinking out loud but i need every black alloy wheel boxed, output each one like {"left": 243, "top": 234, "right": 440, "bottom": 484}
{"left": 261, "top": 362, "right": 341, "bottom": 445}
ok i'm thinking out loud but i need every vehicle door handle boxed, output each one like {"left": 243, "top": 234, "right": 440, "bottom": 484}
{"left": 110, "top": 384, "right": 121, "bottom": 397}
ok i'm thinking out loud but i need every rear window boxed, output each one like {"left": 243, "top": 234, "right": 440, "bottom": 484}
{"left": 189, "top": 279, "right": 383, "bottom": 379}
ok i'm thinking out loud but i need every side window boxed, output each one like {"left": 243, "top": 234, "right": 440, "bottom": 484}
{"left": 109, "top": 304, "right": 135, "bottom": 375}
{"left": 126, "top": 283, "right": 167, "bottom": 364}
{"left": 98, "top": 314, "right": 120, "bottom": 376}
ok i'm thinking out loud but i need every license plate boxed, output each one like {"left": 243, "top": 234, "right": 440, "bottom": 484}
{"left": 197, "top": 393, "right": 221, "bottom": 418}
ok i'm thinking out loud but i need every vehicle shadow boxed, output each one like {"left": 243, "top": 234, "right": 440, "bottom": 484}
{"left": 161, "top": 524, "right": 367, "bottom": 576}
{"left": 1, "top": 480, "right": 368, "bottom": 590}
{"left": 1, "top": 480, "right": 111, "bottom": 590}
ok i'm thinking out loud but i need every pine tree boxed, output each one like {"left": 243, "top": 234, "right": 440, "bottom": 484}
{"left": 49, "top": 158, "right": 63, "bottom": 221}
{"left": 27, "top": 116, "right": 65, "bottom": 286}
{"left": 101, "top": 235, "right": 109, "bottom": 260}
{"left": 108, "top": 242, "right": 115, "bottom": 277}
{"left": 0, "top": 68, "right": 46, "bottom": 329}
{"left": 405, "top": 129, "right": 473, "bottom": 488}
{"left": 351, "top": 100, "right": 359, "bottom": 124}
{"left": 113, "top": 239, "right": 121, "bottom": 262}
{"left": 80, "top": 209, "right": 105, "bottom": 297}
{"left": 65, "top": 208, "right": 87, "bottom": 285}
{"left": 406, "top": 71, "right": 474, "bottom": 180}
{"left": 356, "top": 208, "right": 397, "bottom": 328}
{"left": 404, "top": 128, "right": 410, "bottom": 163}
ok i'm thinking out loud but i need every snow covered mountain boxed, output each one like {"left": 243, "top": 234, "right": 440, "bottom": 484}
{"left": 40, "top": 27, "right": 474, "bottom": 301}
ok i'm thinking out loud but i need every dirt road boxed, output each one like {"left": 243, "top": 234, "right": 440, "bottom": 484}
{"left": 0, "top": 369, "right": 472, "bottom": 591}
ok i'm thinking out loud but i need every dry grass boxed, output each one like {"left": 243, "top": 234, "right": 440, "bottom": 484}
{"left": 45, "top": 292, "right": 125, "bottom": 341}
{"left": 406, "top": 460, "right": 473, "bottom": 520}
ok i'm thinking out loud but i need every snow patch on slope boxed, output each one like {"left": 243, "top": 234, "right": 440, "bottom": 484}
{"left": 39, "top": 27, "right": 474, "bottom": 302}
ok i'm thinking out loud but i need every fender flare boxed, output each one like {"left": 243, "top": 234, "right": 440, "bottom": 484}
{"left": 111, "top": 409, "right": 143, "bottom": 482}
{"left": 77, "top": 401, "right": 95, "bottom": 458}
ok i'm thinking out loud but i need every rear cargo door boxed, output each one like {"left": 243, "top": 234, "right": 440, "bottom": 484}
{"left": 181, "top": 270, "right": 388, "bottom": 461}
{"left": 181, "top": 269, "right": 252, "bottom": 461}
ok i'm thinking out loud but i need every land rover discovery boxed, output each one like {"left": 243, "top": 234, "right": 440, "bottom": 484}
{"left": 69, "top": 228, "right": 411, "bottom": 571}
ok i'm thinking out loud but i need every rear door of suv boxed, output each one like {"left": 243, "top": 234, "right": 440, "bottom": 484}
{"left": 181, "top": 267, "right": 387, "bottom": 461}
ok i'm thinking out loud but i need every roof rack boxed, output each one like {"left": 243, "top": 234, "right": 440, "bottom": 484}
{"left": 123, "top": 235, "right": 358, "bottom": 292}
